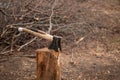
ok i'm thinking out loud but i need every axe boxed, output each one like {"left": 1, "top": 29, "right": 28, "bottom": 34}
{"left": 18, "top": 27, "right": 62, "bottom": 52}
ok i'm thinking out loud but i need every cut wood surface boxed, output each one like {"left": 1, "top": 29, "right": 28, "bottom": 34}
{"left": 36, "top": 48, "right": 61, "bottom": 80}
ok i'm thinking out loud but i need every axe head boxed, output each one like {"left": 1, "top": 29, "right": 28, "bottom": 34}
{"left": 48, "top": 36, "right": 62, "bottom": 52}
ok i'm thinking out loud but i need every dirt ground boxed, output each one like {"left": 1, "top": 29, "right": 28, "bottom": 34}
{"left": 0, "top": 0, "right": 120, "bottom": 80}
{"left": 0, "top": 34, "right": 120, "bottom": 80}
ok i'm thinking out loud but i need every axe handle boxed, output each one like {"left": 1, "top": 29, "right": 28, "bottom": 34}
{"left": 18, "top": 27, "right": 53, "bottom": 41}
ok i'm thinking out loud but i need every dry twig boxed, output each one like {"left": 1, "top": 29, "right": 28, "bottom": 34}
{"left": 48, "top": 0, "right": 58, "bottom": 34}
{"left": 17, "top": 37, "right": 37, "bottom": 51}
{"left": 0, "top": 50, "right": 13, "bottom": 54}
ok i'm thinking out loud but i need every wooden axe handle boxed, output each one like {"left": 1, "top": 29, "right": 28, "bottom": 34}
{"left": 18, "top": 27, "right": 53, "bottom": 41}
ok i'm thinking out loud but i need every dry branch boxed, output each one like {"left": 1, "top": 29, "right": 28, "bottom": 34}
{"left": 48, "top": 0, "right": 58, "bottom": 34}
{"left": 17, "top": 37, "right": 37, "bottom": 51}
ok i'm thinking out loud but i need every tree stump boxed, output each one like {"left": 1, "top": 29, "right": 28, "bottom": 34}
{"left": 36, "top": 48, "right": 61, "bottom": 80}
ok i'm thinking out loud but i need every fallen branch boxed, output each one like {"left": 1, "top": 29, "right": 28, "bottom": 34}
{"left": 75, "top": 37, "right": 85, "bottom": 44}
{"left": 0, "top": 50, "right": 13, "bottom": 54}
{"left": 17, "top": 37, "right": 37, "bottom": 51}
